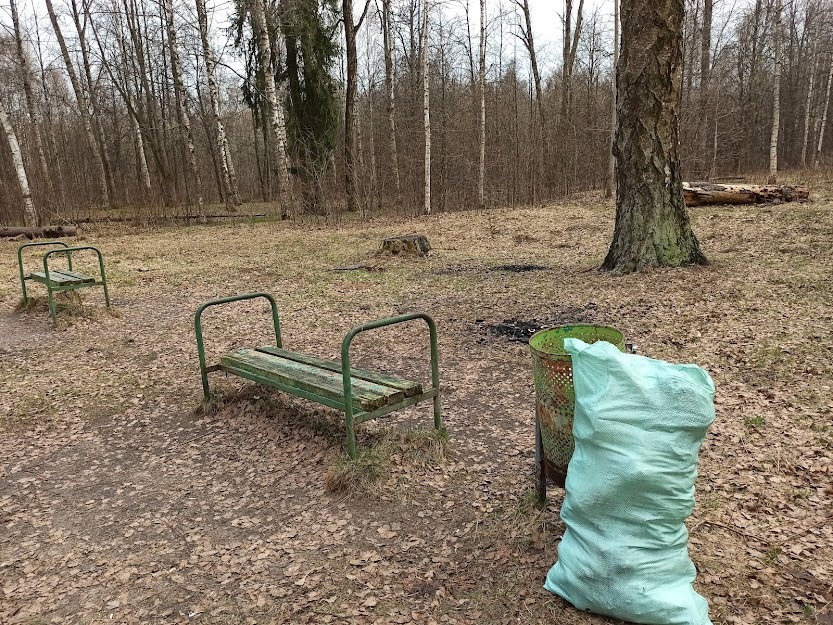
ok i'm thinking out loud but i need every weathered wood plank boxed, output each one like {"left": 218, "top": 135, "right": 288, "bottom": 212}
{"left": 27, "top": 270, "right": 94, "bottom": 286}
{"left": 220, "top": 349, "right": 404, "bottom": 411}
{"left": 256, "top": 346, "right": 423, "bottom": 397}
{"left": 52, "top": 269, "right": 95, "bottom": 283}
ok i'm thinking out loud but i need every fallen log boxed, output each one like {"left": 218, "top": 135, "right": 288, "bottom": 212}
{"left": 683, "top": 182, "right": 809, "bottom": 206}
{"left": 0, "top": 225, "right": 77, "bottom": 239}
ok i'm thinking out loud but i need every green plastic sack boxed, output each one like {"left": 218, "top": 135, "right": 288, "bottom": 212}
{"left": 544, "top": 338, "right": 715, "bottom": 625}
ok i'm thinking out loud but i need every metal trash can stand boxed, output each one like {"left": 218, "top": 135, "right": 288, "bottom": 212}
{"left": 530, "top": 325, "right": 626, "bottom": 499}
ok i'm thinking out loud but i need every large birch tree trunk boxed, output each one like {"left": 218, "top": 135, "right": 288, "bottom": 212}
{"left": 422, "top": 1, "right": 431, "bottom": 216}
{"left": 44, "top": 0, "right": 111, "bottom": 208}
{"left": 10, "top": 0, "right": 52, "bottom": 209}
{"left": 163, "top": 0, "right": 204, "bottom": 213}
{"left": 195, "top": 0, "right": 242, "bottom": 208}
{"left": 768, "top": 0, "right": 781, "bottom": 184}
{"left": 815, "top": 51, "right": 833, "bottom": 168}
{"left": 381, "top": 0, "right": 401, "bottom": 200}
{"left": 605, "top": 0, "right": 618, "bottom": 198}
{"left": 477, "top": 0, "right": 486, "bottom": 210}
{"left": 802, "top": 41, "right": 818, "bottom": 168}
{"left": 0, "top": 99, "right": 38, "bottom": 227}
{"left": 603, "top": 0, "right": 707, "bottom": 274}
{"left": 250, "top": 0, "right": 292, "bottom": 218}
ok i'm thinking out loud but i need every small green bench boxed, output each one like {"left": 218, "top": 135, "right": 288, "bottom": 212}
{"left": 18, "top": 241, "right": 110, "bottom": 323}
{"left": 194, "top": 293, "right": 442, "bottom": 457}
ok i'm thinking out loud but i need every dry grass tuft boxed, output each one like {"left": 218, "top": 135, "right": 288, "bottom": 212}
{"left": 324, "top": 447, "right": 388, "bottom": 494}
{"left": 324, "top": 427, "right": 449, "bottom": 494}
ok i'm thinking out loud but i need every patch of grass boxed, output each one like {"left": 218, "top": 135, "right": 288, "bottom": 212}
{"left": 324, "top": 427, "right": 449, "bottom": 494}
{"left": 764, "top": 546, "right": 781, "bottom": 565}
{"left": 744, "top": 415, "right": 765, "bottom": 428}
{"left": 324, "top": 447, "right": 388, "bottom": 494}
{"left": 381, "top": 426, "right": 449, "bottom": 466}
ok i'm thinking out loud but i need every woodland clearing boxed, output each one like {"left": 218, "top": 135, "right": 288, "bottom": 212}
{"left": 0, "top": 192, "right": 831, "bottom": 625}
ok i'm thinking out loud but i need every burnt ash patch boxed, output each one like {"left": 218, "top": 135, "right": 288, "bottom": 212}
{"left": 478, "top": 303, "right": 600, "bottom": 344}
{"left": 490, "top": 264, "right": 549, "bottom": 273}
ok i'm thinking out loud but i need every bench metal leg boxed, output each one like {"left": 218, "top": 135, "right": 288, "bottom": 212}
{"left": 47, "top": 284, "right": 57, "bottom": 325}
{"left": 346, "top": 406, "right": 357, "bottom": 459}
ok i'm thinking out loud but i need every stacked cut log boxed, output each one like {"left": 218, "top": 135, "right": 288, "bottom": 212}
{"left": 683, "top": 182, "right": 809, "bottom": 207}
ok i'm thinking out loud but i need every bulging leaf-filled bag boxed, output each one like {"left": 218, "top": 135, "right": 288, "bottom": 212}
{"left": 544, "top": 338, "right": 715, "bottom": 625}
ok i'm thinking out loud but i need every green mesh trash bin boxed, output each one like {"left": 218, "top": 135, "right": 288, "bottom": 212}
{"left": 530, "top": 325, "right": 626, "bottom": 493}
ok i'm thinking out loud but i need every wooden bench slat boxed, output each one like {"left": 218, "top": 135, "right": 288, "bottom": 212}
{"left": 255, "top": 346, "right": 423, "bottom": 397}
{"left": 220, "top": 349, "right": 405, "bottom": 411}
{"left": 53, "top": 269, "right": 95, "bottom": 283}
{"left": 27, "top": 270, "right": 95, "bottom": 286}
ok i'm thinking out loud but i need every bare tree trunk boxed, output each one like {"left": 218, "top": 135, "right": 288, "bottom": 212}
{"left": 478, "top": 0, "right": 486, "bottom": 210}
{"left": 423, "top": 1, "right": 431, "bottom": 216}
{"left": 10, "top": 0, "right": 52, "bottom": 209}
{"left": 163, "top": 0, "right": 204, "bottom": 214}
{"left": 44, "top": 0, "right": 111, "bottom": 208}
{"left": 802, "top": 41, "right": 819, "bottom": 168}
{"left": 343, "top": 0, "right": 370, "bottom": 213}
{"left": 365, "top": 26, "right": 379, "bottom": 215}
{"left": 603, "top": 0, "right": 707, "bottom": 273}
{"left": 250, "top": 0, "right": 292, "bottom": 217}
{"left": 560, "top": 0, "right": 585, "bottom": 118}
{"left": 195, "top": 0, "right": 242, "bottom": 207}
{"left": 381, "top": 0, "right": 401, "bottom": 199}
{"left": 815, "top": 51, "right": 833, "bottom": 168}
{"left": 768, "top": 0, "right": 781, "bottom": 184}
{"left": 72, "top": 0, "right": 117, "bottom": 204}
{"left": 698, "top": 0, "right": 713, "bottom": 178}
{"left": 0, "top": 99, "right": 38, "bottom": 227}
{"left": 605, "top": 0, "right": 618, "bottom": 198}
{"left": 515, "top": 0, "right": 544, "bottom": 128}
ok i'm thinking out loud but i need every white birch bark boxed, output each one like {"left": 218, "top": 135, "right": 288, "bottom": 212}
{"left": 478, "top": 0, "right": 486, "bottom": 210}
{"left": 422, "top": 2, "right": 431, "bottom": 216}
{"left": 815, "top": 52, "right": 833, "bottom": 168}
{"left": 606, "top": 0, "right": 618, "bottom": 198}
{"left": 10, "top": 0, "right": 53, "bottom": 204}
{"left": 768, "top": 0, "right": 781, "bottom": 184}
{"left": 802, "top": 41, "right": 818, "bottom": 168}
{"left": 163, "top": 0, "right": 204, "bottom": 211}
{"left": 250, "top": 0, "right": 292, "bottom": 217}
{"left": 366, "top": 26, "right": 378, "bottom": 213}
{"left": 195, "top": 0, "right": 242, "bottom": 207}
{"left": 0, "top": 100, "right": 38, "bottom": 227}
{"left": 381, "top": 0, "right": 401, "bottom": 198}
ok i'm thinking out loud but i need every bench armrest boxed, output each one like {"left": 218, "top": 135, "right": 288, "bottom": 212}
{"left": 42, "top": 245, "right": 105, "bottom": 283}
{"left": 340, "top": 313, "right": 441, "bottom": 456}
{"left": 18, "top": 241, "right": 71, "bottom": 296}
{"left": 194, "top": 293, "right": 282, "bottom": 400}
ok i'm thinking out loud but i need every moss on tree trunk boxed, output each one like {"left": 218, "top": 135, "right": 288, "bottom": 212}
{"left": 603, "top": 0, "right": 707, "bottom": 274}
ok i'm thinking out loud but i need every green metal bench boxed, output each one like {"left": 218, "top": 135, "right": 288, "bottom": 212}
{"left": 18, "top": 241, "right": 110, "bottom": 324}
{"left": 194, "top": 293, "right": 442, "bottom": 458}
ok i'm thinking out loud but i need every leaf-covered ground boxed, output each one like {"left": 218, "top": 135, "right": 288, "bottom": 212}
{"left": 1, "top": 194, "right": 831, "bottom": 625}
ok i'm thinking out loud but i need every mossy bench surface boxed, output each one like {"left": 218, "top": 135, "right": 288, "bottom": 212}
{"left": 220, "top": 346, "right": 422, "bottom": 412}
{"left": 26, "top": 270, "right": 96, "bottom": 286}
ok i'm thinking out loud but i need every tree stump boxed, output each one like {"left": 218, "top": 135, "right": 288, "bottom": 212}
{"left": 379, "top": 234, "right": 431, "bottom": 257}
